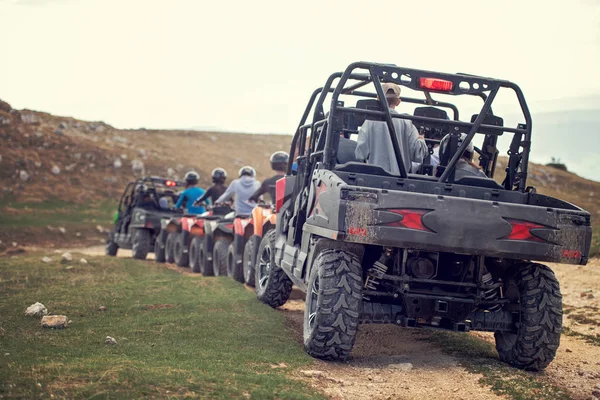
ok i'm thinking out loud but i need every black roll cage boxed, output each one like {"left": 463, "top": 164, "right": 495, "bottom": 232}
{"left": 288, "top": 62, "right": 532, "bottom": 192}
{"left": 117, "top": 177, "right": 185, "bottom": 213}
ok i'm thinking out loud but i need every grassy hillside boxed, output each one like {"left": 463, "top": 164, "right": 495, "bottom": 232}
{"left": 0, "top": 98, "right": 597, "bottom": 255}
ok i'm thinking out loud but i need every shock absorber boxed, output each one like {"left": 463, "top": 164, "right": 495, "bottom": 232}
{"left": 363, "top": 261, "right": 388, "bottom": 300}
{"left": 480, "top": 272, "right": 502, "bottom": 312}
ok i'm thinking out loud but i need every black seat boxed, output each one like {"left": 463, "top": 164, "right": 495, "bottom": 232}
{"left": 470, "top": 113, "right": 504, "bottom": 135}
{"left": 337, "top": 137, "right": 358, "bottom": 164}
{"left": 335, "top": 161, "right": 395, "bottom": 177}
{"left": 454, "top": 176, "right": 503, "bottom": 190}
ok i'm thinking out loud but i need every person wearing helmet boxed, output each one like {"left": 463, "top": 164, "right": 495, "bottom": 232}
{"left": 215, "top": 166, "right": 260, "bottom": 216}
{"left": 174, "top": 171, "right": 206, "bottom": 214}
{"left": 193, "top": 168, "right": 228, "bottom": 207}
{"left": 438, "top": 133, "right": 487, "bottom": 179}
{"left": 249, "top": 151, "right": 288, "bottom": 203}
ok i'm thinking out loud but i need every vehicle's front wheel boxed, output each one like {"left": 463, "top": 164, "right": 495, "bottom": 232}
{"left": 165, "top": 232, "right": 177, "bottom": 263}
{"left": 189, "top": 236, "right": 204, "bottom": 273}
{"left": 106, "top": 235, "right": 118, "bottom": 257}
{"left": 226, "top": 243, "right": 236, "bottom": 279}
{"left": 243, "top": 235, "right": 262, "bottom": 287}
{"left": 255, "top": 230, "right": 292, "bottom": 308}
{"left": 212, "top": 239, "right": 230, "bottom": 276}
{"left": 304, "top": 249, "right": 362, "bottom": 361}
{"left": 131, "top": 229, "right": 151, "bottom": 260}
{"left": 199, "top": 239, "right": 213, "bottom": 276}
{"left": 174, "top": 233, "right": 189, "bottom": 267}
{"left": 154, "top": 235, "right": 166, "bottom": 263}
{"left": 494, "top": 263, "right": 562, "bottom": 371}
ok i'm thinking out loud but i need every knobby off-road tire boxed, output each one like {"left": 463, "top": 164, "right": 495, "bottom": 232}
{"left": 212, "top": 239, "right": 230, "bottom": 276}
{"left": 106, "top": 235, "right": 118, "bottom": 257}
{"left": 154, "top": 235, "right": 166, "bottom": 263}
{"left": 243, "top": 235, "right": 262, "bottom": 287}
{"left": 304, "top": 249, "right": 362, "bottom": 361}
{"left": 226, "top": 243, "right": 237, "bottom": 280}
{"left": 255, "top": 230, "right": 292, "bottom": 308}
{"left": 494, "top": 263, "right": 562, "bottom": 371}
{"left": 174, "top": 232, "right": 189, "bottom": 267}
{"left": 165, "top": 232, "right": 177, "bottom": 264}
{"left": 189, "top": 236, "right": 204, "bottom": 273}
{"left": 199, "top": 239, "right": 213, "bottom": 276}
{"left": 131, "top": 229, "right": 151, "bottom": 260}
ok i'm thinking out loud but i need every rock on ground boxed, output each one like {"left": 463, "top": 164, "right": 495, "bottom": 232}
{"left": 61, "top": 252, "right": 72, "bottom": 263}
{"left": 51, "top": 165, "right": 60, "bottom": 175}
{"left": 80, "top": 258, "right": 88, "bottom": 265}
{"left": 41, "top": 315, "right": 69, "bottom": 329}
{"left": 105, "top": 336, "right": 117, "bottom": 345}
{"left": 25, "top": 302, "right": 48, "bottom": 317}
{"left": 41, "top": 256, "right": 52, "bottom": 263}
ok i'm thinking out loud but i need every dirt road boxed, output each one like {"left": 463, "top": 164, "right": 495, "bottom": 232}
{"left": 62, "top": 246, "right": 600, "bottom": 399}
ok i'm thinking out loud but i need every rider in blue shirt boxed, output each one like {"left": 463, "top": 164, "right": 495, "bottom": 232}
{"left": 175, "top": 171, "right": 206, "bottom": 214}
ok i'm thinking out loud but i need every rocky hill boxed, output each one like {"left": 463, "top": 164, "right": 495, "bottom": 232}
{"left": 0, "top": 98, "right": 597, "bottom": 255}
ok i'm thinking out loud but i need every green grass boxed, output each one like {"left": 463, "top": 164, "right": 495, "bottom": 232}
{"left": 0, "top": 254, "right": 325, "bottom": 400}
{"left": 0, "top": 198, "right": 116, "bottom": 229}
{"left": 420, "top": 331, "right": 570, "bottom": 400}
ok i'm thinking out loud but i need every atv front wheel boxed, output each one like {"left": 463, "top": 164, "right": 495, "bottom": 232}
{"left": 304, "top": 249, "right": 362, "bottom": 361}
{"left": 165, "top": 232, "right": 177, "bottom": 263}
{"left": 189, "top": 236, "right": 203, "bottom": 273}
{"left": 255, "top": 230, "right": 292, "bottom": 308}
{"left": 174, "top": 233, "right": 189, "bottom": 267}
{"left": 199, "top": 239, "right": 213, "bottom": 276}
{"left": 243, "top": 235, "right": 262, "bottom": 287}
{"left": 132, "top": 229, "right": 151, "bottom": 260}
{"left": 226, "top": 243, "right": 237, "bottom": 279}
{"left": 154, "top": 235, "right": 166, "bottom": 263}
{"left": 494, "top": 263, "right": 562, "bottom": 371}
{"left": 106, "top": 235, "right": 118, "bottom": 257}
{"left": 212, "top": 239, "right": 230, "bottom": 276}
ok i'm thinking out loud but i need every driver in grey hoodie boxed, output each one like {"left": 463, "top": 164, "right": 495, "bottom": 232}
{"left": 215, "top": 166, "right": 261, "bottom": 217}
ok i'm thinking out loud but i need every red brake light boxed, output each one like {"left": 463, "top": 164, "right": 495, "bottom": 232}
{"left": 504, "top": 220, "right": 545, "bottom": 242}
{"left": 387, "top": 209, "right": 432, "bottom": 232}
{"left": 165, "top": 180, "right": 176, "bottom": 187}
{"left": 275, "top": 177, "right": 286, "bottom": 212}
{"left": 419, "top": 78, "right": 453, "bottom": 92}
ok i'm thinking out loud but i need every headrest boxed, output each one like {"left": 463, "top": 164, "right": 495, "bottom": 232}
{"left": 354, "top": 99, "right": 384, "bottom": 127}
{"left": 414, "top": 106, "right": 449, "bottom": 120}
{"left": 470, "top": 113, "right": 504, "bottom": 135}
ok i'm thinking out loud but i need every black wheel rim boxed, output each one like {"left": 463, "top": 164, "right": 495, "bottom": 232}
{"left": 258, "top": 245, "right": 271, "bottom": 290}
{"left": 307, "top": 275, "right": 319, "bottom": 332}
{"left": 228, "top": 251, "right": 233, "bottom": 275}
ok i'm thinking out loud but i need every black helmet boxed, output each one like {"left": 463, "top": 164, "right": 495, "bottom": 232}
{"left": 184, "top": 170, "right": 199, "bottom": 185}
{"left": 238, "top": 166, "right": 256, "bottom": 177}
{"left": 211, "top": 168, "right": 227, "bottom": 183}
{"left": 270, "top": 151, "right": 289, "bottom": 171}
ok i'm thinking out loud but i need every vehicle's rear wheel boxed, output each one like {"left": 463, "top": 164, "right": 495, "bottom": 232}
{"left": 243, "top": 235, "right": 262, "bottom": 287}
{"left": 106, "top": 235, "right": 118, "bottom": 257}
{"left": 494, "top": 263, "right": 562, "bottom": 371}
{"left": 212, "top": 239, "right": 230, "bottom": 276}
{"left": 132, "top": 229, "right": 151, "bottom": 260}
{"left": 154, "top": 235, "right": 166, "bottom": 263}
{"left": 174, "top": 233, "right": 189, "bottom": 267}
{"left": 165, "top": 232, "right": 176, "bottom": 263}
{"left": 304, "top": 249, "right": 362, "bottom": 361}
{"left": 226, "top": 243, "right": 236, "bottom": 279}
{"left": 189, "top": 236, "right": 203, "bottom": 273}
{"left": 256, "top": 230, "right": 292, "bottom": 308}
{"left": 199, "top": 238, "right": 214, "bottom": 276}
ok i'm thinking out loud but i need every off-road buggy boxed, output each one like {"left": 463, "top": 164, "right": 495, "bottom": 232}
{"left": 227, "top": 205, "right": 277, "bottom": 286}
{"left": 256, "top": 62, "right": 592, "bottom": 371}
{"left": 106, "top": 177, "right": 184, "bottom": 260}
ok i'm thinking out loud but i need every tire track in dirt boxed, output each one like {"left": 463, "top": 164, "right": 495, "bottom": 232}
{"left": 281, "top": 296, "right": 505, "bottom": 400}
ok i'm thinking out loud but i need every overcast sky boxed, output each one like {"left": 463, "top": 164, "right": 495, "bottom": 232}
{"left": 1, "top": 0, "right": 599, "bottom": 176}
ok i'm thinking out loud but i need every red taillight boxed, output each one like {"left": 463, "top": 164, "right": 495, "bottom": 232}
{"left": 419, "top": 78, "right": 453, "bottom": 92}
{"left": 165, "top": 180, "right": 176, "bottom": 187}
{"left": 504, "top": 219, "right": 545, "bottom": 242}
{"left": 225, "top": 224, "right": 233, "bottom": 230}
{"left": 275, "top": 177, "right": 286, "bottom": 212}
{"left": 387, "top": 209, "right": 432, "bottom": 232}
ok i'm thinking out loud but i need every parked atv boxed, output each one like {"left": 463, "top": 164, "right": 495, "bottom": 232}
{"left": 228, "top": 204, "right": 277, "bottom": 286}
{"left": 106, "top": 177, "right": 183, "bottom": 260}
{"left": 257, "top": 62, "right": 592, "bottom": 371}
